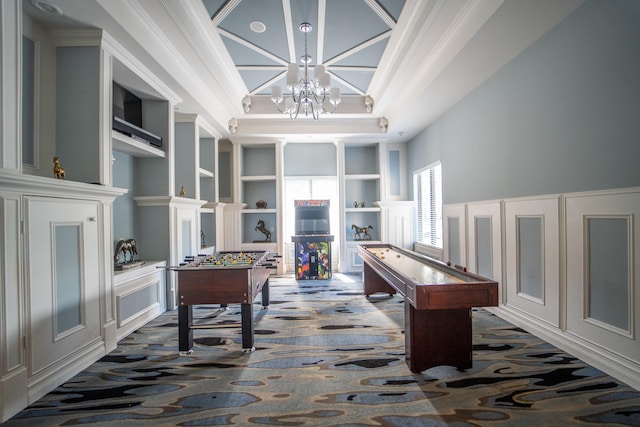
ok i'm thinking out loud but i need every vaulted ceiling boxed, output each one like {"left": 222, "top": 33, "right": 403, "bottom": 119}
{"left": 203, "top": 0, "right": 405, "bottom": 99}
{"left": 23, "top": 0, "right": 584, "bottom": 143}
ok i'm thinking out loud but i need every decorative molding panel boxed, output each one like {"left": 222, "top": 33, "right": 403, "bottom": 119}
{"left": 565, "top": 189, "right": 639, "bottom": 361}
{"left": 504, "top": 195, "right": 560, "bottom": 327}
{"left": 443, "top": 203, "right": 466, "bottom": 267}
{"left": 467, "top": 200, "right": 503, "bottom": 303}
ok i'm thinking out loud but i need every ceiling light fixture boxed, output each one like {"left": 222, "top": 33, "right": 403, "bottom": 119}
{"left": 31, "top": 0, "right": 63, "bottom": 15}
{"left": 270, "top": 22, "right": 340, "bottom": 120}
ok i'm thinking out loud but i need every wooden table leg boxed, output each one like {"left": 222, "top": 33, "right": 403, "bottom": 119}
{"left": 405, "top": 304, "right": 472, "bottom": 372}
{"left": 241, "top": 302, "right": 255, "bottom": 353}
{"left": 178, "top": 305, "right": 193, "bottom": 355}
{"left": 261, "top": 278, "right": 270, "bottom": 308}
{"left": 363, "top": 262, "right": 397, "bottom": 296}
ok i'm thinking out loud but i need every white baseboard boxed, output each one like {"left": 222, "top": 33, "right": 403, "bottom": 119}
{"left": 489, "top": 306, "right": 640, "bottom": 391}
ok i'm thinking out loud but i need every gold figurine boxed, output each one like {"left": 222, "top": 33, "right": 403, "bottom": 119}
{"left": 53, "top": 156, "right": 65, "bottom": 179}
{"left": 180, "top": 186, "right": 186, "bottom": 197}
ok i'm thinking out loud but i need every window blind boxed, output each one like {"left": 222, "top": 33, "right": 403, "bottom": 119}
{"left": 414, "top": 163, "right": 442, "bottom": 248}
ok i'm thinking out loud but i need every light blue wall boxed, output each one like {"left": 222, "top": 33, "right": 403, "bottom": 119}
{"left": 56, "top": 46, "right": 101, "bottom": 183}
{"left": 113, "top": 150, "right": 135, "bottom": 246}
{"left": 284, "top": 143, "right": 337, "bottom": 176}
{"left": 407, "top": 0, "right": 640, "bottom": 204}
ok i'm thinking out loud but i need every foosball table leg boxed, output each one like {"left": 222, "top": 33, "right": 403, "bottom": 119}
{"left": 241, "top": 302, "right": 255, "bottom": 353}
{"left": 178, "top": 305, "right": 193, "bottom": 355}
{"left": 261, "top": 279, "right": 270, "bottom": 309}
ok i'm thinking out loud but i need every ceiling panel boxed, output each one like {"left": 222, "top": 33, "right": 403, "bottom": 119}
{"left": 332, "top": 38, "right": 389, "bottom": 67}
{"left": 219, "top": 0, "right": 291, "bottom": 63}
{"left": 221, "top": 37, "right": 283, "bottom": 66}
{"left": 323, "top": 0, "right": 393, "bottom": 61}
{"left": 208, "top": 0, "right": 406, "bottom": 99}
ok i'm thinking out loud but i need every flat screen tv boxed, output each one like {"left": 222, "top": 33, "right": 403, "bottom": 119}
{"left": 112, "top": 82, "right": 163, "bottom": 148}
{"left": 113, "top": 82, "right": 142, "bottom": 127}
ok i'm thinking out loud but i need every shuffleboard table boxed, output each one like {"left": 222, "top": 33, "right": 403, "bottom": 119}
{"left": 173, "top": 251, "right": 275, "bottom": 354}
{"left": 357, "top": 243, "right": 498, "bottom": 373}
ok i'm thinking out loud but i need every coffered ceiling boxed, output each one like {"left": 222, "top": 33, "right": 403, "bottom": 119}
{"left": 23, "top": 0, "right": 584, "bottom": 143}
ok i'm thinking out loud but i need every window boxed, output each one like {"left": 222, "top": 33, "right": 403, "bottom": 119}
{"left": 283, "top": 177, "right": 339, "bottom": 240}
{"left": 414, "top": 162, "right": 442, "bottom": 248}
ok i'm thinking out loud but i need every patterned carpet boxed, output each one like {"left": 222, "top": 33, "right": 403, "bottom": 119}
{"left": 5, "top": 274, "right": 640, "bottom": 426}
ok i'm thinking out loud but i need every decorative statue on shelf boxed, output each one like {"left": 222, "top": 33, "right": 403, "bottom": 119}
{"left": 254, "top": 219, "right": 272, "bottom": 242}
{"left": 256, "top": 200, "right": 267, "bottom": 209}
{"left": 53, "top": 156, "right": 65, "bottom": 179}
{"left": 352, "top": 224, "right": 374, "bottom": 240}
{"left": 180, "top": 186, "right": 186, "bottom": 197}
{"left": 201, "top": 230, "right": 205, "bottom": 247}
{"left": 114, "top": 238, "right": 137, "bottom": 263}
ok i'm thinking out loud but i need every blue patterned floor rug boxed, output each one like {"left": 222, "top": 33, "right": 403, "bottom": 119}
{"left": 5, "top": 273, "right": 640, "bottom": 426}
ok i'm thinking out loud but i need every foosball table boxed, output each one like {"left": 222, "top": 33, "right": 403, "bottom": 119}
{"left": 172, "top": 250, "right": 278, "bottom": 354}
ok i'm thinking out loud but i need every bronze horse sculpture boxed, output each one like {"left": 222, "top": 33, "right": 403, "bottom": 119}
{"left": 114, "top": 238, "right": 137, "bottom": 264}
{"left": 255, "top": 220, "right": 272, "bottom": 242}
{"left": 352, "top": 224, "right": 373, "bottom": 240}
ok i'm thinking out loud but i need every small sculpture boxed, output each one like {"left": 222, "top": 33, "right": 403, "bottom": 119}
{"left": 201, "top": 230, "right": 205, "bottom": 247}
{"left": 352, "top": 224, "right": 373, "bottom": 240}
{"left": 114, "top": 238, "right": 137, "bottom": 263}
{"left": 353, "top": 201, "right": 358, "bottom": 208}
{"left": 254, "top": 219, "right": 272, "bottom": 242}
{"left": 53, "top": 156, "right": 65, "bottom": 179}
{"left": 256, "top": 200, "right": 267, "bottom": 209}
{"left": 180, "top": 186, "right": 186, "bottom": 197}
{"left": 360, "top": 201, "right": 365, "bottom": 208}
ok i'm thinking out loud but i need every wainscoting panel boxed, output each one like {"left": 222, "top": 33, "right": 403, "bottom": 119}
{"left": 504, "top": 196, "right": 560, "bottom": 327}
{"left": 25, "top": 197, "right": 102, "bottom": 379}
{"left": 565, "top": 189, "right": 639, "bottom": 363}
{"left": 443, "top": 203, "right": 466, "bottom": 267}
{"left": 467, "top": 201, "right": 503, "bottom": 303}
{"left": 114, "top": 261, "right": 166, "bottom": 341}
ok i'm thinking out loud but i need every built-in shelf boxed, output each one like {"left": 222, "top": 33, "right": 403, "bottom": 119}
{"left": 242, "top": 208, "right": 277, "bottom": 214}
{"left": 345, "top": 207, "right": 381, "bottom": 213}
{"left": 240, "top": 175, "right": 276, "bottom": 181}
{"left": 113, "top": 131, "right": 165, "bottom": 158}
{"left": 199, "top": 168, "right": 214, "bottom": 178}
{"left": 345, "top": 174, "right": 380, "bottom": 180}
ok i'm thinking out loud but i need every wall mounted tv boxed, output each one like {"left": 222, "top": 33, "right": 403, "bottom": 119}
{"left": 112, "top": 82, "right": 163, "bottom": 148}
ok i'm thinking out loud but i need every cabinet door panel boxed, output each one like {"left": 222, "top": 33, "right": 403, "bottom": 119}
{"left": 26, "top": 197, "right": 101, "bottom": 375}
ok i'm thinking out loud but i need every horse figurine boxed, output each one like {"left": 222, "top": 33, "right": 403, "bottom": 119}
{"left": 114, "top": 238, "right": 137, "bottom": 264}
{"left": 255, "top": 220, "right": 271, "bottom": 242}
{"left": 352, "top": 224, "right": 373, "bottom": 240}
{"left": 53, "top": 156, "right": 65, "bottom": 179}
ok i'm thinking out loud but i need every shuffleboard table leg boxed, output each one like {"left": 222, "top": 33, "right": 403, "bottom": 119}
{"left": 178, "top": 305, "right": 193, "bottom": 355}
{"left": 261, "top": 279, "right": 270, "bottom": 309}
{"left": 405, "top": 305, "right": 472, "bottom": 372}
{"left": 241, "top": 302, "right": 255, "bottom": 353}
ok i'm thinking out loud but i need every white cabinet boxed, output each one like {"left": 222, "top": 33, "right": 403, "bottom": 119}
{"left": 26, "top": 197, "right": 102, "bottom": 378}
{"left": 0, "top": 172, "right": 125, "bottom": 413}
{"left": 114, "top": 261, "right": 166, "bottom": 340}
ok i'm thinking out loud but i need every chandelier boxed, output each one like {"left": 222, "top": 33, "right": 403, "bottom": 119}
{"left": 270, "top": 22, "right": 341, "bottom": 120}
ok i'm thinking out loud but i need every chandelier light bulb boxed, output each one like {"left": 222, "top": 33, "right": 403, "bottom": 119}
{"left": 271, "top": 86, "right": 283, "bottom": 104}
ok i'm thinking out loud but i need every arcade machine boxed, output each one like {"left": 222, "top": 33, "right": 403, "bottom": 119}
{"left": 291, "top": 200, "right": 334, "bottom": 279}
